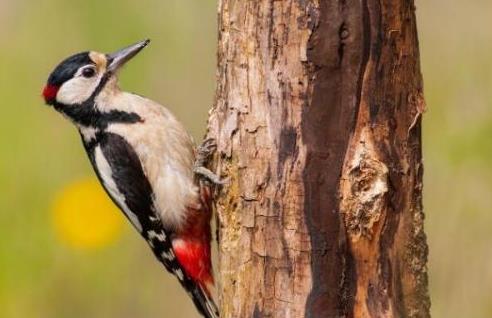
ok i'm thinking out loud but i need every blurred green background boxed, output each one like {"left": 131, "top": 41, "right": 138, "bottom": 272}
{"left": 0, "top": 0, "right": 490, "bottom": 317}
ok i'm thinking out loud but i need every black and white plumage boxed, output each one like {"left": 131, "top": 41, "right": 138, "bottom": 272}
{"left": 42, "top": 40, "right": 218, "bottom": 318}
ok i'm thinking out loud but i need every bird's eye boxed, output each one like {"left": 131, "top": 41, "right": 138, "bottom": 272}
{"left": 82, "top": 67, "right": 96, "bottom": 78}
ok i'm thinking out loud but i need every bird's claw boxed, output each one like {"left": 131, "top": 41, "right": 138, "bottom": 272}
{"left": 196, "top": 138, "right": 217, "bottom": 164}
{"left": 194, "top": 138, "right": 227, "bottom": 186}
{"left": 193, "top": 166, "right": 228, "bottom": 186}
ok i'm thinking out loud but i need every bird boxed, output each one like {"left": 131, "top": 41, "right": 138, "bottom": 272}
{"left": 41, "top": 39, "right": 220, "bottom": 318}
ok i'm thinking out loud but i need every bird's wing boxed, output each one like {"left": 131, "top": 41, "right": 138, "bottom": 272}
{"left": 86, "top": 131, "right": 153, "bottom": 233}
{"left": 83, "top": 131, "right": 218, "bottom": 318}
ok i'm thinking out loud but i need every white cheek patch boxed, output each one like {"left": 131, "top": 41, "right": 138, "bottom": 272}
{"left": 56, "top": 74, "right": 102, "bottom": 105}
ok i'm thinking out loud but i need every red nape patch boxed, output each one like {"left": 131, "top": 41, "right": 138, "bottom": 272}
{"left": 173, "top": 239, "right": 213, "bottom": 290}
{"left": 42, "top": 84, "right": 59, "bottom": 103}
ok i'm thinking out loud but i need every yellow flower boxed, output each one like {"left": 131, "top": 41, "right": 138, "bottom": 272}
{"left": 52, "top": 177, "right": 124, "bottom": 249}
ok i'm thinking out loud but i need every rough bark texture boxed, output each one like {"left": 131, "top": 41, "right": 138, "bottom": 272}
{"left": 206, "top": 0, "right": 430, "bottom": 317}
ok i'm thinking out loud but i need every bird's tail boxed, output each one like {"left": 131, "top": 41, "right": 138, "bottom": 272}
{"left": 172, "top": 236, "right": 217, "bottom": 318}
{"left": 189, "top": 283, "right": 219, "bottom": 318}
{"left": 152, "top": 184, "right": 218, "bottom": 317}
{"left": 171, "top": 185, "right": 218, "bottom": 317}
{"left": 143, "top": 217, "right": 218, "bottom": 318}
{"left": 149, "top": 231, "right": 219, "bottom": 318}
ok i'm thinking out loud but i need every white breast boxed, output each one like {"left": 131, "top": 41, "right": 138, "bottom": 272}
{"left": 101, "top": 92, "right": 199, "bottom": 230}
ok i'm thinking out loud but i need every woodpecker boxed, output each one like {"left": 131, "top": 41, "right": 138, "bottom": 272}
{"left": 42, "top": 39, "right": 220, "bottom": 318}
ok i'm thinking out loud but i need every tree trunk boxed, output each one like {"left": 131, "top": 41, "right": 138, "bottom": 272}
{"left": 206, "top": 0, "right": 430, "bottom": 317}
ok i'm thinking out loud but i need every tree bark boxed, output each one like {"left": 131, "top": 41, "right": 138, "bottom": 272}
{"left": 206, "top": 0, "right": 430, "bottom": 317}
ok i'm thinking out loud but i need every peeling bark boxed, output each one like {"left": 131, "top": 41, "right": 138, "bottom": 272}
{"left": 206, "top": 0, "right": 430, "bottom": 317}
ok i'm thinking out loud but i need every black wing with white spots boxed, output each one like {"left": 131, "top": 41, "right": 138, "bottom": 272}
{"left": 82, "top": 132, "right": 218, "bottom": 318}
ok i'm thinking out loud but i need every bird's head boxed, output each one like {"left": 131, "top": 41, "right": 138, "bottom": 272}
{"left": 42, "top": 39, "right": 150, "bottom": 107}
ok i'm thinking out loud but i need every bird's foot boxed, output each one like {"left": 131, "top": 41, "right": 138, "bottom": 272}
{"left": 195, "top": 138, "right": 217, "bottom": 166}
{"left": 194, "top": 138, "right": 227, "bottom": 186}
{"left": 194, "top": 166, "right": 227, "bottom": 185}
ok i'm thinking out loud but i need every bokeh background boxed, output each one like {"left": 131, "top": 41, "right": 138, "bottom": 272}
{"left": 0, "top": 0, "right": 490, "bottom": 317}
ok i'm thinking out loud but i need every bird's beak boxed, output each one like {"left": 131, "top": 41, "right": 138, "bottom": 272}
{"left": 107, "top": 39, "right": 150, "bottom": 73}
